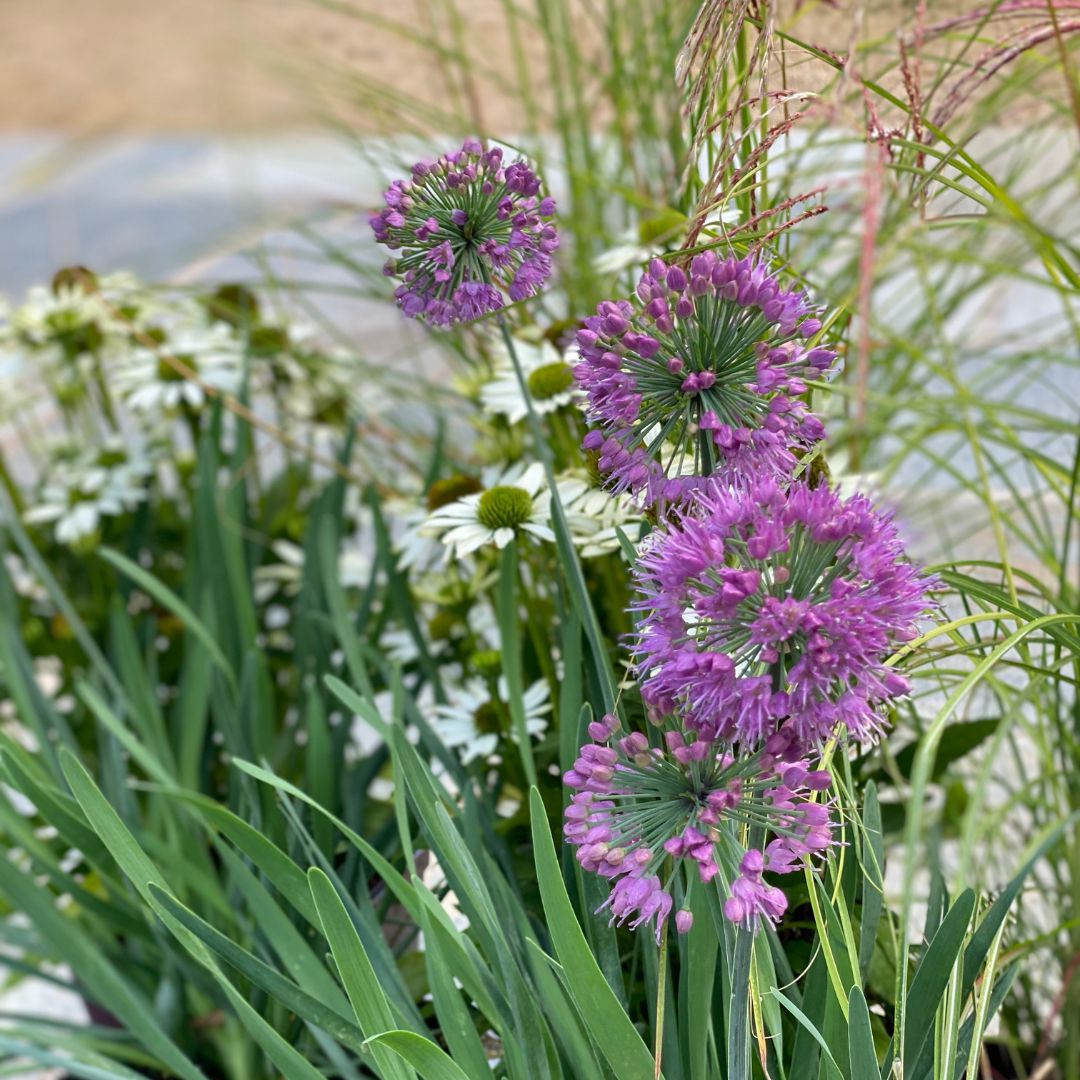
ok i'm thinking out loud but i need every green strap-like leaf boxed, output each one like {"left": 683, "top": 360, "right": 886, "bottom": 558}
{"left": 0, "top": 846, "right": 208, "bottom": 1080}
{"left": 365, "top": 1031, "right": 476, "bottom": 1080}
{"left": 769, "top": 991, "right": 843, "bottom": 1080}
{"left": 308, "top": 867, "right": 416, "bottom": 1080}
{"left": 98, "top": 547, "right": 235, "bottom": 688}
{"left": 59, "top": 750, "right": 325, "bottom": 1080}
{"left": 858, "top": 782, "right": 885, "bottom": 982}
{"left": 903, "top": 889, "right": 976, "bottom": 1068}
{"left": 846, "top": 987, "right": 878, "bottom": 1080}
{"left": 529, "top": 787, "right": 656, "bottom": 1080}
{"left": 148, "top": 884, "right": 368, "bottom": 1055}
{"left": 0, "top": 1036, "right": 147, "bottom": 1080}
{"left": 418, "top": 906, "right": 494, "bottom": 1079}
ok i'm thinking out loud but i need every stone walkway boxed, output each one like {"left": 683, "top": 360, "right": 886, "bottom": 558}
{"left": 0, "top": 135, "right": 385, "bottom": 298}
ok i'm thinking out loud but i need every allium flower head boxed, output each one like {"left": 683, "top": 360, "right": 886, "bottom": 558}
{"left": 632, "top": 479, "right": 937, "bottom": 751}
{"left": 564, "top": 712, "right": 836, "bottom": 938}
{"left": 371, "top": 139, "right": 558, "bottom": 327}
{"left": 574, "top": 253, "right": 836, "bottom": 505}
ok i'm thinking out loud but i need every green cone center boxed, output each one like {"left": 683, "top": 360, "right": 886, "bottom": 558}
{"left": 473, "top": 699, "right": 506, "bottom": 736}
{"left": 427, "top": 473, "right": 483, "bottom": 512}
{"left": 526, "top": 362, "right": 574, "bottom": 401}
{"left": 477, "top": 485, "right": 533, "bottom": 531}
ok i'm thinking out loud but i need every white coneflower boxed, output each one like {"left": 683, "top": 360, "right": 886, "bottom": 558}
{"left": 24, "top": 441, "right": 153, "bottom": 545}
{"left": 390, "top": 497, "right": 451, "bottom": 575}
{"left": 422, "top": 463, "right": 553, "bottom": 558}
{"left": 430, "top": 676, "right": 551, "bottom": 765}
{"left": 557, "top": 471, "right": 645, "bottom": 558}
{"left": 110, "top": 319, "right": 244, "bottom": 414}
{"left": 480, "top": 337, "right": 579, "bottom": 424}
{"left": 9, "top": 282, "right": 113, "bottom": 354}
{"left": 2, "top": 553, "right": 47, "bottom": 603}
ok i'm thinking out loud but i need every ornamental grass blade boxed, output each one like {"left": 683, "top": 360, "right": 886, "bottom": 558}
{"left": 528, "top": 787, "right": 656, "bottom": 1080}
{"left": 961, "top": 815, "right": 1078, "bottom": 1000}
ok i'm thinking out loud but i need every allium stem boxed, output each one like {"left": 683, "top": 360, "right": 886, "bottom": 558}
{"left": 654, "top": 923, "right": 668, "bottom": 1080}
{"left": 727, "top": 920, "right": 754, "bottom": 1080}
{"left": 497, "top": 317, "right": 616, "bottom": 716}
{"left": 726, "top": 824, "right": 763, "bottom": 1080}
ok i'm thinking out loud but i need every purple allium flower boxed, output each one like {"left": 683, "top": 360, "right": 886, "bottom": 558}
{"left": 631, "top": 479, "right": 938, "bottom": 751}
{"left": 573, "top": 253, "right": 835, "bottom": 505}
{"left": 371, "top": 139, "right": 558, "bottom": 327}
{"left": 564, "top": 713, "right": 836, "bottom": 936}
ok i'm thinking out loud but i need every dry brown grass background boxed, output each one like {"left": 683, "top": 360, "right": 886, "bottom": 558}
{"left": 0, "top": 0, "right": 977, "bottom": 134}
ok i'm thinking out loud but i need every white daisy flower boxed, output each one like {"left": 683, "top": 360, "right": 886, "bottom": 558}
{"left": 480, "top": 337, "right": 579, "bottom": 424}
{"left": 110, "top": 319, "right": 244, "bottom": 414}
{"left": 2, "top": 554, "right": 47, "bottom": 603}
{"left": 3, "top": 280, "right": 115, "bottom": 403}
{"left": 4, "top": 272, "right": 154, "bottom": 377}
{"left": 422, "top": 462, "right": 554, "bottom": 558}
{"left": 9, "top": 282, "right": 113, "bottom": 351}
{"left": 24, "top": 440, "right": 153, "bottom": 545}
{"left": 557, "top": 471, "right": 646, "bottom": 558}
{"left": 430, "top": 676, "right": 551, "bottom": 765}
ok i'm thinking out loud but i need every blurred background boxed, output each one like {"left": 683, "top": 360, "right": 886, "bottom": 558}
{"left": 0, "top": 0, "right": 962, "bottom": 293}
